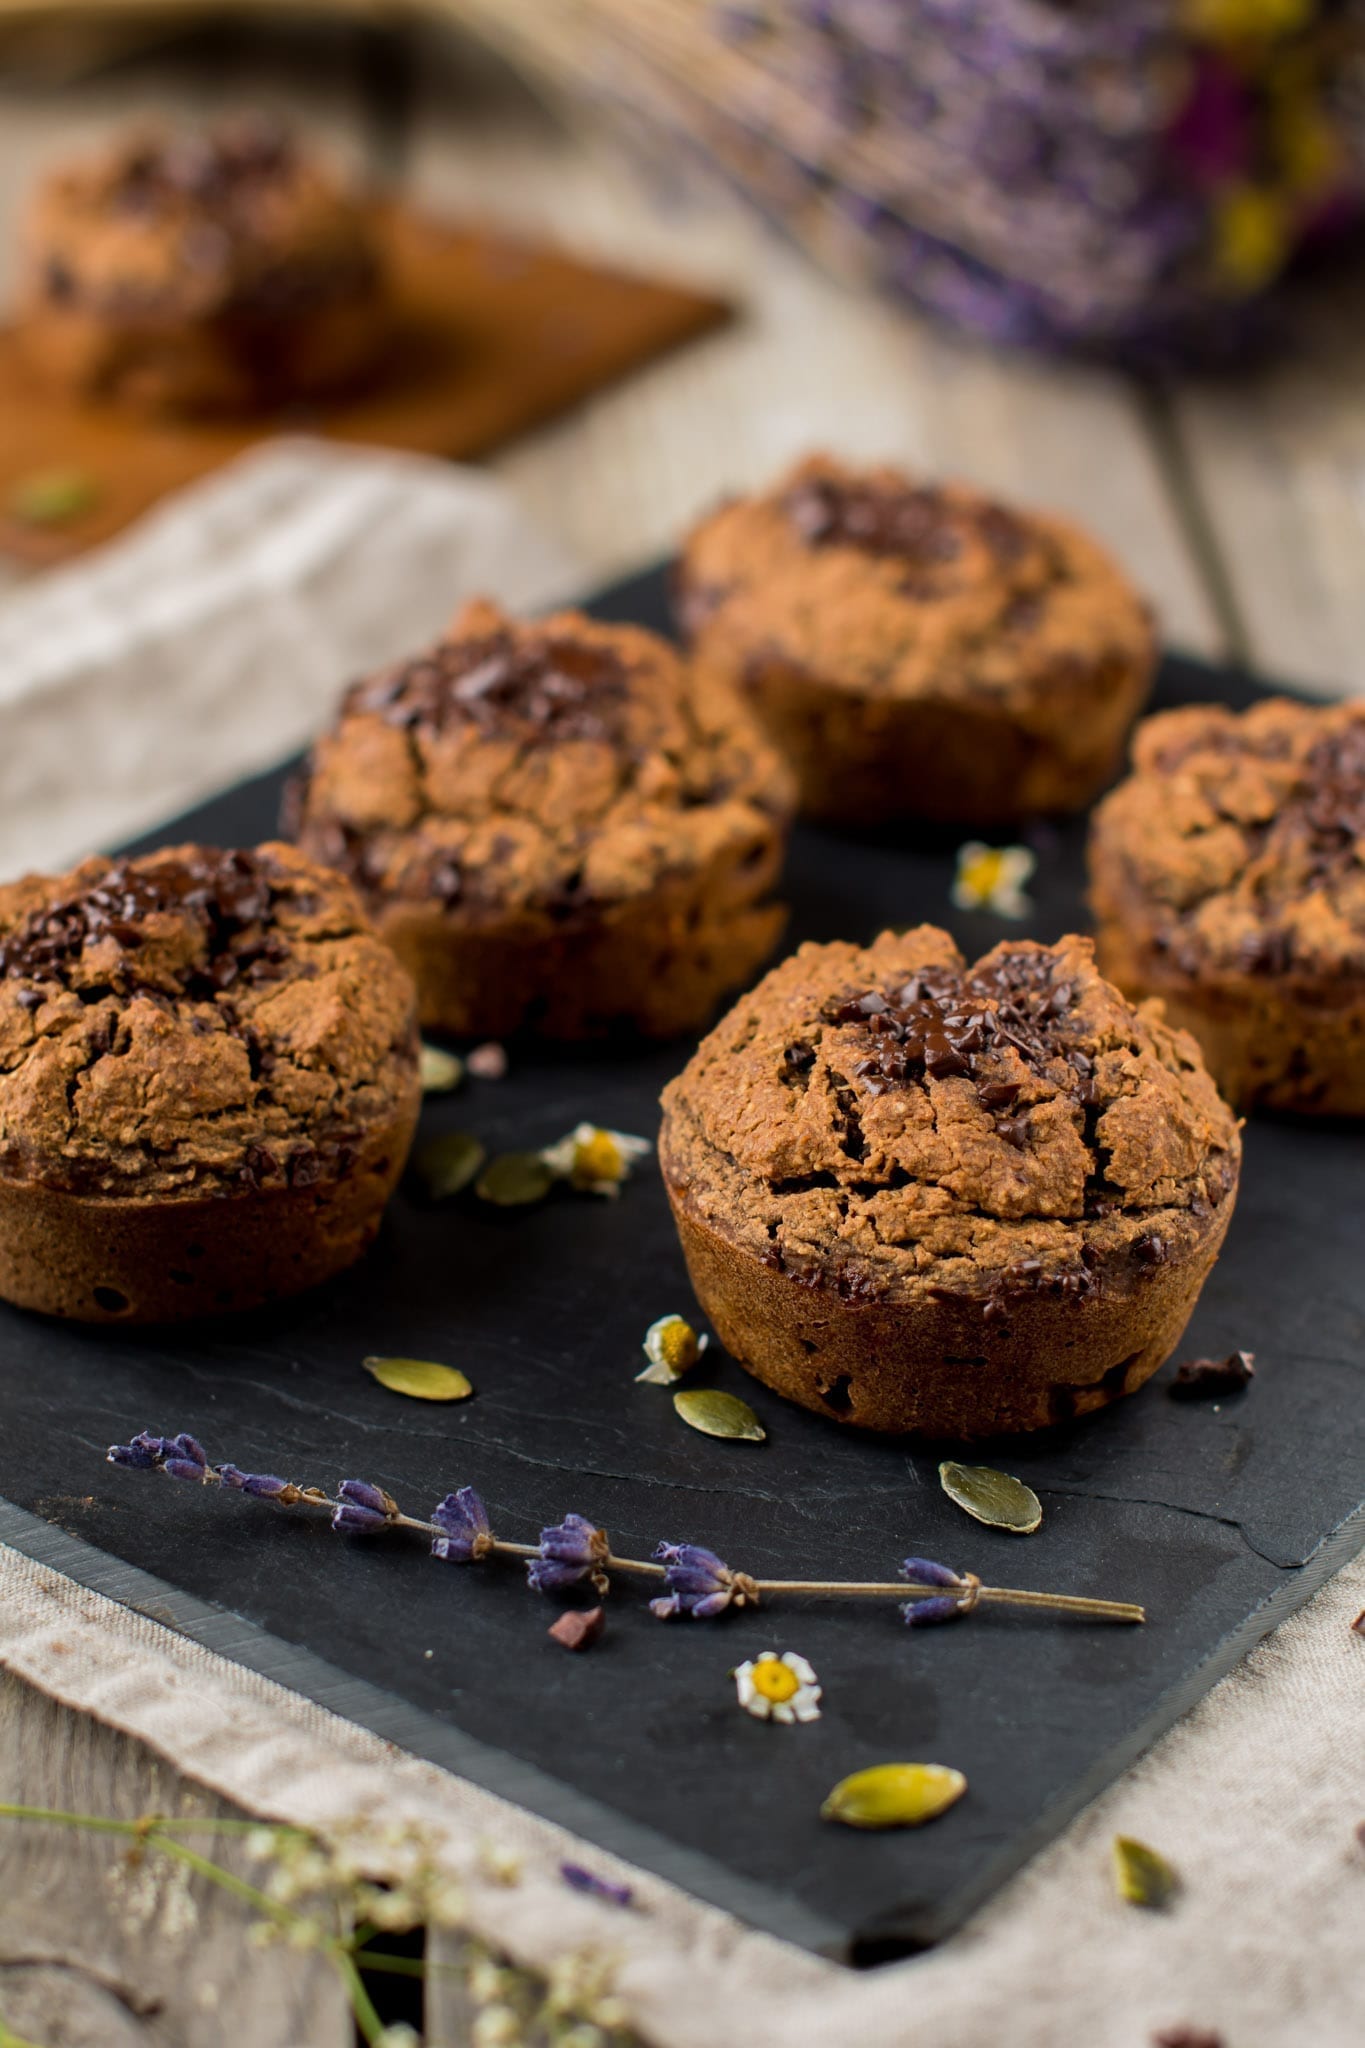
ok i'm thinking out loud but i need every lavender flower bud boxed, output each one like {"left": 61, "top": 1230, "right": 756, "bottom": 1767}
{"left": 649, "top": 1542, "right": 757, "bottom": 1619}
{"left": 330, "top": 1478, "right": 397, "bottom": 1535}
{"left": 902, "top": 1595, "right": 966, "bottom": 1628}
{"left": 219, "top": 1465, "right": 297, "bottom": 1500}
{"left": 108, "top": 1430, "right": 209, "bottom": 1478}
{"left": 901, "top": 1557, "right": 962, "bottom": 1589}
{"left": 559, "top": 1862, "right": 633, "bottom": 1908}
{"left": 526, "top": 1513, "right": 611, "bottom": 1593}
{"left": 430, "top": 1486, "right": 494, "bottom": 1563}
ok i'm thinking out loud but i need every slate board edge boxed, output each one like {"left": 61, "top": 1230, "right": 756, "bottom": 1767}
{"left": 4, "top": 1493, "right": 1361, "bottom": 1966}
{"left": 0, "top": 1498, "right": 845, "bottom": 1959}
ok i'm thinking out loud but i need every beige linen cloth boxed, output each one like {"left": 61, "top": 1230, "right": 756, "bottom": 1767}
{"left": 0, "top": 440, "right": 1360, "bottom": 2048}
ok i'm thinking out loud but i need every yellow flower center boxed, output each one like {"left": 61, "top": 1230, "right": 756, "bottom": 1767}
{"left": 751, "top": 1660, "right": 800, "bottom": 1704}
{"left": 574, "top": 1129, "right": 623, "bottom": 1184}
{"left": 656, "top": 1318, "right": 698, "bottom": 1372}
{"left": 961, "top": 849, "right": 1007, "bottom": 900}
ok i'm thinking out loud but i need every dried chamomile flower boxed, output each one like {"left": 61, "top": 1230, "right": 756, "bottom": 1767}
{"left": 735, "top": 1650, "right": 821, "bottom": 1724}
{"left": 419, "top": 1042, "right": 464, "bottom": 1092}
{"left": 541, "top": 1122, "right": 651, "bottom": 1196}
{"left": 636, "top": 1312, "right": 708, "bottom": 1384}
{"left": 951, "top": 840, "right": 1036, "bottom": 919}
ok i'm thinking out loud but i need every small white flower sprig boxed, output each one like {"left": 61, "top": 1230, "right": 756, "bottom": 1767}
{"left": 106, "top": 1433, "right": 1145, "bottom": 1628}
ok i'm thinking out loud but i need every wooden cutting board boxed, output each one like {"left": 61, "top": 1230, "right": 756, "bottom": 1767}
{"left": 0, "top": 203, "right": 729, "bottom": 565}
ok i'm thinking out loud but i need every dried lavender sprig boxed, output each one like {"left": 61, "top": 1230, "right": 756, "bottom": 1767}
{"left": 106, "top": 1435, "right": 1142, "bottom": 1620}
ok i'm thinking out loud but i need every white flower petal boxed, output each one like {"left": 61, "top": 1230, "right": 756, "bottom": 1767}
{"left": 792, "top": 1696, "right": 822, "bottom": 1722}
{"left": 770, "top": 1701, "right": 796, "bottom": 1725}
{"left": 741, "top": 1694, "right": 771, "bottom": 1720}
{"left": 782, "top": 1653, "right": 816, "bottom": 1683}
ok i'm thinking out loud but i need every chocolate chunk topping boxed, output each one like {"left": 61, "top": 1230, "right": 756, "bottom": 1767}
{"left": 822, "top": 948, "right": 1080, "bottom": 1103}
{"left": 1169, "top": 1349, "right": 1256, "bottom": 1399}
{"left": 111, "top": 120, "right": 295, "bottom": 213}
{"left": 783, "top": 474, "right": 963, "bottom": 573}
{"left": 0, "top": 849, "right": 286, "bottom": 999}
{"left": 350, "top": 629, "right": 629, "bottom": 745}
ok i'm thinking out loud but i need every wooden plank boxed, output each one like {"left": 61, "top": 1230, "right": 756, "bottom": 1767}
{"left": 403, "top": 24, "right": 1224, "bottom": 659}
{"left": 1171, "top": 268, "right": 1365, "bottom": 696}
{"left": 0, "top": 1671, "right": 350, "bottom": 2048}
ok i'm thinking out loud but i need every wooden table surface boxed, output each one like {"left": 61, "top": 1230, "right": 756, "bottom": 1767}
{"left": 0, "top": 16, "right": 1360, "bottom": 2045}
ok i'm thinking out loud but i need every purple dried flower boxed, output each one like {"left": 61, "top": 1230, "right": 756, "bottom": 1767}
{"left": 901, "top": 1554, "right": 972, "bottom": 1626}
{"left": 901, "top": 1556, "right": 962, "bottom": 1589}
{"left": 108, "top": 1430, "right": 210, "bottom": 1480}
{"left": 649, "top": 1542, "right": 759, "bottom": 1620}
{"left": 430, "top": 1486, "right": 494, "bottom": 1563}
{"left": 107, "top": 1430, "right": 173, "bottom": 1470}
{"left": 560, "top": 1862, "right": 633, "bottom": 1908}
{"left": 218, "top": 1465, "right": 298, "bottom": 1500}
{"left": 331, "top": 1478, "right": 397, "bottom": 1535}
{"left": 527, "top": 1513, "right": 610, "bottom": 1593}
{"left": 902, "top": 1595, "right": 966, "bottom": 1628}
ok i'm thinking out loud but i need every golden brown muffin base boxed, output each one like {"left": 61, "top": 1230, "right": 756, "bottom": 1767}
{"left": 0, "top": 1105, "right": 416, "bottom": 1325}
{"left": 378, "top": 859, "right": 787, "bottom": 1040}
{"left": 1093, "top": 911, "right": 1365, "bottom": 1118}
{"left": 17, "top": 283, "right": 388, "bottom": 416}
{"left": 732, "top": 647, "right": 1146, "bottom": 827}
{"left": 668, "top": 1186, "right": 1232, "bottom": 1437}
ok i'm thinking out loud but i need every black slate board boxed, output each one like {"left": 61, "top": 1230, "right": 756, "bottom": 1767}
{"left": 1, "top": 564, "right": 1363, "bottom": 1965}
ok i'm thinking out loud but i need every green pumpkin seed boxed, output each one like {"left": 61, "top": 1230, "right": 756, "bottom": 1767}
{"left": 672, "top": 1388, "right": 766, "bottom": 1442}
{"left": 363, "top": 1356, "right": 473, "bottom": 1402}
{"left": 476, "top": 1151, "right": 555, "bottom": 1207}
{"left": 9, "top": 466, "right": 99, "bottom": 527}
{"left": 938, "top": 1460, "right": 1042, "bottom": 1534}
{"left": 821, "top": 1763, "right": 967, "bottom": 1830}
{"left": 414, "top": 1130, "right": 486, "bottom": 1200}
{"left": 419, "top": 1043, "right": 464, "bottom": 1093}
{"left": 1112, "top": 1835, "right": 1179, "bottom": 1909}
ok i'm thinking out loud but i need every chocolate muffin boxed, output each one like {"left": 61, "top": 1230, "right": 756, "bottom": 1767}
{"left": 659, "top": 928, "right": 1239, "bottom": 1436}
{"left": 286, "top": 598, "right": 796, "bottom": 1040}
{"left": 16, "top": 117, "right": 387, "bottom": 413}
{"left": 0, "top": 843, "right": 420, "bottom": 1324}
{"left": 676, "top": 453, "right": 1156, "bottom": 827}
{"left": 1090, "top": 698, "right": 1365, "bottom": 1115}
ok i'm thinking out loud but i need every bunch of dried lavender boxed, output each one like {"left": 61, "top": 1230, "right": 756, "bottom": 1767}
{"left": 453, "top": 0, "right": 1365, "bottom": 357}
{"left": 107, "top": 1432, "right": 1144, "bottom": 1627}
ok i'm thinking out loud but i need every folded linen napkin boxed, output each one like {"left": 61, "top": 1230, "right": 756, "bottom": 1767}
{"left": 0, "top": 437, "right": 582, "bottom": 879}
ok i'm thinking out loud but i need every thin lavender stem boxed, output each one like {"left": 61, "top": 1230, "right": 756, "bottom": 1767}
{"left": 754, "top": 1578, "right": 1144, "bottom": 1622}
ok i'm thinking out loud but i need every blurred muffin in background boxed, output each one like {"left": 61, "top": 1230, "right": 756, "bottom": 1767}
{"left": 16, "top": 116, "right": 389, "bottom": 414}
{"left": 677, "top": 453, "right": 1156, "bottom": 828}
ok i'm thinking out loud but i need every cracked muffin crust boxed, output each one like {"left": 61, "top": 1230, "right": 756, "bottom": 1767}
{"left": 16, "top": 117, "right": 387, "bottom": 413}
{"left": 659, "top": 927, "right": 1239, "bottom": 1435}
{"left": 1090, "top": 697, "right": 1365, "bottom": 1114}
{"left": 675, "top": 453, "right": 1156, "bottom": 827}
{"left": 286, "top": 598, "right": 797, "bottom": 1040}
{"left": 0, "top": 842, "right": 420, "bottom": 1322}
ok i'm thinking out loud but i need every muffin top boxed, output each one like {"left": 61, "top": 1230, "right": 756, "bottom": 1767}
{"left": 287, "top": 599, "right": 796, "bottom": 920}
{"left": 1091, "top": 698, "right": 1365, "bottom": 980}
{"left": 676, "top": 452, "right": 1154, "bottom": 711}
{"left": 22, "top": 117, "right": 378, "bottom": 319}
{"left": 0, "top": 843, "right": 418, "bottom": 1199}
{"left": 660, "top": 927, "right": 1239, "bottom": 1310}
